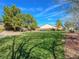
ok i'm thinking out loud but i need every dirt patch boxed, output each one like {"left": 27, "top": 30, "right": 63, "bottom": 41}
{"left": 65, "top": 33, "right": 79, "bottom": 59}
{"left": 0, "top": 31, "right": 23, "bottom": 36}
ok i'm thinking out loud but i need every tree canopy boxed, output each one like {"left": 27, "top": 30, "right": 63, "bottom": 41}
{"left": 64, "top": 0, "right": 79, "bottom": 31}
{"left": 3, "top": 5, "right": 37, "bottom": 31}
{"left": 56, "top": 19, "right": 62, "bottom": 30}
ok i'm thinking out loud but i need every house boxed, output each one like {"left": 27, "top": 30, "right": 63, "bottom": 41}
{"left": 40, "top": 24, "right": 57, "bottom": 31}
{"left": 57, "top": 26, "right": 63, "bottom": 30}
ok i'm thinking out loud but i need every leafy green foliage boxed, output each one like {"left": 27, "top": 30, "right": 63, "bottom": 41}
{"left": 22, "top": 14, "right": 37, "bottom": 30}
{"left": 0, "top": 31, "right": 65, "bottom": 59}
{"left": 56, "top": 19, "right": 62, "bottom": 30}
{"left": 64, "top": 0, "right": 79, "bottom": 31}
{"left": 64, "top": 20, "right": 76, "bottom": 31}
{"left": 3, "top": 5, "right": 21, "bottom": 31}
{"left": 3, "top": 5, "right": 37, "bottom": 31}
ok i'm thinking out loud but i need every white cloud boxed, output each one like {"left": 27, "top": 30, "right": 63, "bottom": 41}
{"left": 46, "top": 11, "right": 66, "bottom": 21}
{"left": 35, "top": 2, "right": 68, "bottom": 17}
{"left": 19, "top": 7, "right": 26, "bottom": 11}
{"left": 19, "top": 7, "right": 43, "bottom": 12}
{"left": 35, "top": 5, "right": 61, "bottom": 17}
{"left": 46, "top": 10, "right": 67, "bottom": 18}
{"left": 60, "top": 14, "right": 73, "bottom": 22}
{"left": 38, "top": 10, "right": 67, "bottom": 20}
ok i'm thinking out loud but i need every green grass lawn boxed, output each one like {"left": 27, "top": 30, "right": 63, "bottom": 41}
{"left": 0, "top": 31, "right": 65, "bottom": 59}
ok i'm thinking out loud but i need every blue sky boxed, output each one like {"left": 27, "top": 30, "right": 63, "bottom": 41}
{"left": 0, "top": 0, "right": 71, "bottom": 26}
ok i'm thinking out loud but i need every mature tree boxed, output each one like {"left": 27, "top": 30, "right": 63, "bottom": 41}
{"left": 64, "top": 0, "right": 79, "bottom": 31}
{"left": 55, "top": 0, "right": 79, "bottom": 31}
{"left": 3, "top": 5, "right": 21, "bottom": 31}
{"left": 22, "top": 14, "right": 37, "bottom": 30}
{"left": 56, "top": 19, "right": 62, "bottom": 30}
{"left": 3, "top": 5, "right": 37, "bottom": 31}
{"left": 64, "top": 20, "right": 76, "bottom": 31}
